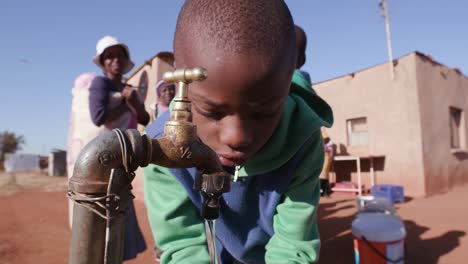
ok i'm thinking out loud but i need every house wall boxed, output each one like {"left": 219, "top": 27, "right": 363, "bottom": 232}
{"left": 415, "top": 55, "right": 468, "bottom": 195}
{"left": 314, "top": 53, "right": 427, "bottom": 196}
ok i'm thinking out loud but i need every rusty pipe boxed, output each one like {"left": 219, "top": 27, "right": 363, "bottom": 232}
{"left": 69, "top": 130, "right": 151, "bottom": 194}
{"left": 68, "top": 129, "right": 152, "bottom": 264}
{"left": 68, "top": 67, "right": 229, "bottom": 264}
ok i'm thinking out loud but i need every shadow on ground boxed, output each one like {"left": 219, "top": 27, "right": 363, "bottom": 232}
{"left": 404, "top": 220, "right": 465, "bottom": 264}
{"left": 317, "top": 198, "right": 465, "bottom": 264}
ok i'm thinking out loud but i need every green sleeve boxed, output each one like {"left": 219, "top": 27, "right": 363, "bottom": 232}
{"left": 143, "top": 164, "right": 210, "bottom": 264}
{"left": 265, "top": 131, "right": 324, "bottom": 263}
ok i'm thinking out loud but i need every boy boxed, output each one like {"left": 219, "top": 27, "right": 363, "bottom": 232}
{"left": 144, "top": 0, "right": 333, "bottom": 263}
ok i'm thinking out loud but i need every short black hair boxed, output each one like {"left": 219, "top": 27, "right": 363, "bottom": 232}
{"left": 175, "top": 0, "right": 296, "bottom": 65}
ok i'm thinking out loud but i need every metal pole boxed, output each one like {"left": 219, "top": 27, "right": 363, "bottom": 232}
{"left": 69, "top": 201, "right": 106, "bottom": 264}
{"left": 381, "top": 0, "right": 394, "bottom": 80}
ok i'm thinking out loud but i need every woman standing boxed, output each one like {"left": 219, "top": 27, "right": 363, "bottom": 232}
{"left": 89, "top": 35, "right": 148, "bottom": 260}
{"left": 90, "top": 35, "right": 149, "bottom": 129}
{"left": 320, "top": 127, "right": 334, "bottom": 197}
{"left": 149, "top": 80, "right": 176, "bottom": 122}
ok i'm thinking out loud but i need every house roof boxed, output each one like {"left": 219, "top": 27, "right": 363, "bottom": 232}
{"left": 126, "top": 51, "right": 174, "bottom": 79}
{"left": 313, "top": 51, "right": 467, "bottom": 85}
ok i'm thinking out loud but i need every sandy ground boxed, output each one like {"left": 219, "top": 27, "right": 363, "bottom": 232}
{"left": 0, "top": 171, "right": 467, "bottom": 264}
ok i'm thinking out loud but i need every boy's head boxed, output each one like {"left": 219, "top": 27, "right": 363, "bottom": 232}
{"left": 174, "top": 0, "right": 296, "bottom": 166}
{"left": 294, "top": 25, "right": 307, "bottom": 69}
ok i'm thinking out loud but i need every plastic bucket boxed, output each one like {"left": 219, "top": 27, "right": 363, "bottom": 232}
{"left": 352, "top": 213, "right": 406, "bottom": 264}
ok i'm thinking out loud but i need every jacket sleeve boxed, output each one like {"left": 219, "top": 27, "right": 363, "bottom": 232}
{"left": 89, "top": 76, "right": 110, "bottom": 126}
{"left": 143, "top": 164, "right": 210, "bottom": 264}
{"left": 265, "top": 130, "right": 324, "bottom": 263}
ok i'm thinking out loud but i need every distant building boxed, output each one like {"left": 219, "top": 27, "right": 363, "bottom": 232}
{"left": 314, "top": 51, "right": 468, "bottom": 197}
{"left": 49, "top": 148, "right": 66, "bottom": 177}
{"left": 4, "top": 153, "right": 40, "bottom": 172}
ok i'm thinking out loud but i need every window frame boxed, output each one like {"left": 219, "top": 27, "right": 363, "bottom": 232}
{"left": 449, "top": 106, "right": 466, "bottom": 151}
{"left": 346, "top": 117, "right": 369, "bottom": 146}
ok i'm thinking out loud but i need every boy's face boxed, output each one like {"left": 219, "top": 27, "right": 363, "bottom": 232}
{"left": 178, "top": 49, "right": 293, "bottom": 167}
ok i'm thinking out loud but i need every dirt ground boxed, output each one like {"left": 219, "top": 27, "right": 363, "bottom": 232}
{"left": 0, "top": 171, "right": 467, "bottom": 264}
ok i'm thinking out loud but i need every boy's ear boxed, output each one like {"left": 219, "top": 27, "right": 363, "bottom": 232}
{"left": 297, "top": 54, "right": 305, "bottom": 69}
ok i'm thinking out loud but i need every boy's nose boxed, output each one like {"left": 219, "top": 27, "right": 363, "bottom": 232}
{"left": 219, "top": 116, "right": 253, "bottom": 150}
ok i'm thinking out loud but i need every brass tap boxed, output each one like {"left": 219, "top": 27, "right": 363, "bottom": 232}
{"left": 149, "top": 67, "right": 230, "bottom": 219}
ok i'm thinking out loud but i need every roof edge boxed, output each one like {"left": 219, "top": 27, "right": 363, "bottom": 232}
{"left": 126, "top": 51, "right": 174, "bottom": 79}
{"left": 313, "top": 51, "right": 467, "bottom": 85}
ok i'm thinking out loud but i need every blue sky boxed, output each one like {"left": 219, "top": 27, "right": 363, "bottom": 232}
{"left": 1, "top": 0, "right": 467, "bottom": 154}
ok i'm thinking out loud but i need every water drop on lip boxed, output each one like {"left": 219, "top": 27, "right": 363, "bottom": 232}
{"left": 233, "top": 165, "right": 241, "bottom": 182}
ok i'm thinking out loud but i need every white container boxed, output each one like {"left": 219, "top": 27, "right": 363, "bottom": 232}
{"left": 356, "top": 195, "right": 396, "bottom": 215}
{"left": 352, "top": 213, "right": 406, "bottom": 264}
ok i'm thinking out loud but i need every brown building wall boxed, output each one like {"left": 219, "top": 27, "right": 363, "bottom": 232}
{"left": 314, "top": 53, "right": 427, "bottom": 197}
{"left": 415, "top": 55, "right": 468, "bottom": 195}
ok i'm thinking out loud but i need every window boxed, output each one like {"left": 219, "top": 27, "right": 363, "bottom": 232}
{"left": 449, "top": 107, "right": 465, "bottom": 149}
{"left": 138, "top": 71, "right": 148, "bottom": 101}
{"left": 347, "top": 117, "right": 369, "bottom": 146}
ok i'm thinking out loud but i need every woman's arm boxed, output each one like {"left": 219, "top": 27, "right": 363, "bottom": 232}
{"left": 122, "top": 86, "right": 150, "bottom": 126}
{"left": 89, "top": 77, "right": 129, "bottom": 126}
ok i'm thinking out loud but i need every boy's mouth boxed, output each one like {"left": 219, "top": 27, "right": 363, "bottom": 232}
{"left": 218, "top": 155, "right": 247, "bottom": 167}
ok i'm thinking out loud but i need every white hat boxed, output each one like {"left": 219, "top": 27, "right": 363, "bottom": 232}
{"left": 92, "top": 35, "right": 135, "bottom": 74}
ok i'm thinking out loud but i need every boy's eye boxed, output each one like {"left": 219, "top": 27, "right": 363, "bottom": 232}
{"left": 202, "top": 111, "right": 225, "bottom": 120}
{"left": 194, "top": 106, "right": 225, "bottom": 120}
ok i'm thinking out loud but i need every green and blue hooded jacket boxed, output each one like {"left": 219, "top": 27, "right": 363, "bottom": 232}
{"left": 143, "top": 71, "right": 333, "bottom": 263}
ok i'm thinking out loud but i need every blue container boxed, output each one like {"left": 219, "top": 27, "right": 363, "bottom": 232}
{"left": 370, "top": 185, "right": 405, "bottom": 204}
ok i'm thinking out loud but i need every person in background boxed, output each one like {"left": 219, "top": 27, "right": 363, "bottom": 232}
{"left": 67, "top": 72, "right": 98, "bottom": 228}
{"left": 147, "top": 80, "right": 175, "bottom": 261}
{"left": 149, "top": 80, "right": 176, "bottom": 122}
{"left": 143, "top": 0, "right": 333, "bottom": 263}
{"left": 89, "top": 35, "right": 150, "bottom": 130}
{"left": 89, "top": 35, "right": 148, "bottom": 260}
{"left": 320, "top": 127, "right": 334, "bottom": 197}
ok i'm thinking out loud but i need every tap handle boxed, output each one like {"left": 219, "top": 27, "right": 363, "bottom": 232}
{"left": 163, "top": 67, "right": 208, "bottom": 84}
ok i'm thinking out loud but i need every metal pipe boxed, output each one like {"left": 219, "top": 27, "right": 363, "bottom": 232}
{"left": 68, "top": 67, "right": 230, "bottom": 264}
{"left": 68, "top": 130, "right": 151, "bottom": 264}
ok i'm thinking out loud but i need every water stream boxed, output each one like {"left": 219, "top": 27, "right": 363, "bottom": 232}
{"left": 205, "top": 219, "right": 220, "bottom": 264}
